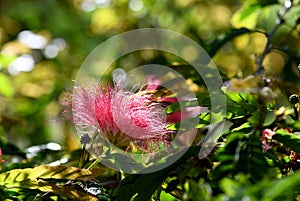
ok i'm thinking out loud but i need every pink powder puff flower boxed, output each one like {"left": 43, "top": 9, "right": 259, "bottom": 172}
{"left": 261, "top": 129, "right": 275, "bottom": 151}
{"left": 69, "top": 83, "right": 173, "bottom": 153}
{"left": 158, "top": 97, "right": 208, "bottom": 123}
{"left": 262, "top": 129, "right": 275, "bottom": 139}
{"left": 262, "top": 139, "right": 272, "bottom": 151}
{"left": 145, "top": 75, "right": 207, "bottom": 123}
{"left": 166, "top": 106, "right": 207, "bottom": 123}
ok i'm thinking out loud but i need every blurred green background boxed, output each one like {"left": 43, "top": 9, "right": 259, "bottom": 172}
{"left": 0, "top": 0, "right": 299, "bottom": 151}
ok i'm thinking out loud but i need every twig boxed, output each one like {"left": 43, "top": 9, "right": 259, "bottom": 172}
{"left": 255, "top": 0, "right": 293, "bottom": 75}
{"left": 78, "top": 143, "right": 86, "bottom": 168}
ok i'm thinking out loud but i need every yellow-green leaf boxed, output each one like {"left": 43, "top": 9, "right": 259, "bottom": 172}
{"left": 0, "top": 165, "right": 105, "bottom": 201}
{"left": 37, "top": 181, "right": 100, "bottom": 201}
{"left": 231, "top": 4, "right": 261, "bottom": 29}
{"left": 0, "top": 53, "right": 16, "bottom": 68}
{"left": 0, "top": 165, "right": 105, "bottom": 186}
{"left": 0, "top": 73, "right": 14, "bottom": 97}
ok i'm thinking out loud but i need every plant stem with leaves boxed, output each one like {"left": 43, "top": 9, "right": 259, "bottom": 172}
{"left": 255, "top": 0, "right": 293, "bottom": 75}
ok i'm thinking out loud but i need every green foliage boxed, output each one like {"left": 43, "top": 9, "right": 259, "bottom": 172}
{"left": 0, "top": 0, "right": 300, "bottom": 200}
{"left": 273, "top": 129, "right": 300, "bottom": 153}
{"left": 113, "top": 146, "right": 200, "bottom": 201}
{"left": 0, "top": 73, "right": 14, "bottom": 97}
{"left": 218, "top": 170, "right": 300, "bottom": 201}
{"left": 0, "top": 165, "right": 108, "bottom": 201}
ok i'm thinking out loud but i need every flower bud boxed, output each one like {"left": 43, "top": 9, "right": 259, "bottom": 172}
{"left": 289, "top": 94, "right": 299, "bottom": 104}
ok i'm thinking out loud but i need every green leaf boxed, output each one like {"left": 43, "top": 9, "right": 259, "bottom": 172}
{"left": 263, "top": 110, "right": 276, "bottom": 126}
{"left": 0, "top": 73, "right": 14, "bottom": 97}
{"left": 220, "top": 176, "right": 246, "bottom": 197}
{"left": 248, "top": 110, "right": 261, "bottom": 125}
{"left": 184, "top": 179, "right": 212, "bottom": 201}
{"left": 0, "top": 165, "right": 105, "bottom": 201}
{"left": 0, "top": 53, "right": 16, "bottom": 68}
{"left": 248, "top": 110, "right": 275, "bottom": 126}
{"left": 37, "top": 182, "right": 100, "bottom": 201}
{"left": 231, "top": 4, "right": 261, "bottom": 29}
{"left": 261, "top": 170, "right": 300, "bottom": 200}
{"left": 225, "top": 90, "right": 258, "bottom": 106}
{"left": 273, "top": 129, "right": 300, "bottom": 153}
{"left": 222, "top": 88, "right": 258, "bottom": 118}
{"left": 284, "top": 117, "right": 300, "bottom": 130}
{"left": 113, "top": 146, "right": 200, "bottom": 201}
{"left": 257, "top": 3, "right": 300, "bottom": 43}
{"left": 213, "top": 130, "right": 268, "bottom": 183}
{"left": 232, "top": 122, "right": 253, "bottom": 132}
{"left": 217, "top": 170, "right": 300, "bottom": 200}
{"left": 0, "top": 165, "right": 105, "bottom": 187}
{"left": 160, "top": 190, "right": 178, "bottom": 201}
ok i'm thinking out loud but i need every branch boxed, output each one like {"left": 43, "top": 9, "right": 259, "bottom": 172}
{"left": 255, "top": 0, "right": 293, "bottom": 75}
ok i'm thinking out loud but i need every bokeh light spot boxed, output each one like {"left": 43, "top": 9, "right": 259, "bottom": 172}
{"left": 129, "top": 0, "right": 144, "bottom": 12}
{"left": 18, "top": 30, "right": 47, "bottom": 49}
{"left": 8, "top": 54, "right": 35, "bottom": 75}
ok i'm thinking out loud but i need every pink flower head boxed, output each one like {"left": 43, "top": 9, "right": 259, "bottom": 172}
{"left": 158, "top": 97, "right": 208, "bottom": 123}
{"left": 146, "top": 74, "right": 161, "bottom": 91}
{"left": 70, "top": 83, "right": 173, "bottom": 152}
{"left": 262, "top": 139, "right": 272, "bottom": 151}
{"left": 261, "top": 129, "right": 275, "bottom": 151}
{"left": 262, "top": 129, "right": 275, "bottom": 139}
